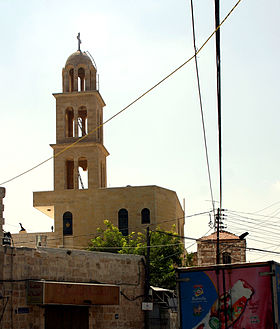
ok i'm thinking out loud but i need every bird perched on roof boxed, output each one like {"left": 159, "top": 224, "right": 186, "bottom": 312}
{"left": 19, "top": 223, "right": 26, "bottom": 232}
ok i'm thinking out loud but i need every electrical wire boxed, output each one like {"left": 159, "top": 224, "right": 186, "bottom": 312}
{"left": 9, "top": 224, "right": 280, "bottom": 258}
{"left": 225, "top": 216, "right": 280, "bottom": 235}
{"left": 0, "top": 0, "right": 243, "bottom": 186}
{"left": 7, "top": 210, "right": 212, "bottom": 246}
{"left": 249, "top": 200, "right": 280, "bottom": 214}
{"left": 190, "top": 0, "right": 215, "bottom": 215}
{"left": 4, "top": 210, "right": 212, "bottom": 239}
{"left": 227, "top": 209, "right": 280, "bottom": 220}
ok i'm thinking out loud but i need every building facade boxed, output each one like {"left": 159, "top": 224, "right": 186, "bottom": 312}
{"left": 0, "top": 245, "right": 145, "bottom": 329}
{"left": 0, "top": 187, "right": 145, "bottom": 329}
{"left": 13, "top": 47, "right": 184, "bottom": 249}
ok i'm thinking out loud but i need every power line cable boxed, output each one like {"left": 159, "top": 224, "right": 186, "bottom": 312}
{"left": 249, "top": 200, "right": 280, "bottom": 214}
{"left": 5, "top": 210, "right": 211, "bottom": 237}
{"left": 8, "top": 210, "right": 212, "bottom": 245}
{"left": 225, "top": 219, "right": 280, "bottom": 240}
{"left": 227, "top": 209, "right": 280, "bottom": 220}
{"left": 225, "top": 214, "right": 280, "bottom": 235}
{"left": 0, "top": 0, "right": 243, "bottom": 186}
{"left": 190, "top": 0, "right": 215, "bottom": 215}
{"left": 225, "top": 213, "right": 280, "bottom": 230}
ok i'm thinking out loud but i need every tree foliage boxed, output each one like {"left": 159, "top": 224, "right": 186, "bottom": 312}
{"left": 88, "top": 220, "right": 193, "bottom": 289}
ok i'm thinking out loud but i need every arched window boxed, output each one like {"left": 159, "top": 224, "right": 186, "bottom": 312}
{"left": 65, "top": 108, "right": 74, "bottom": 137}
{"left": 90, "top": 69, "right": 96, "bottom": 90}
{"left": 78, "top": 157, "right": 88, "bottom": 189}
{"left": 141, "top": 208, "right": 150, "bottom": 224}
{"left": 63, "top": 212, "right": 73, "bottom": 236}
{"left": 69, "top": 69, "right": 74, "bottom": 92}
{"left": 66, "top": 159, "right": 74, "bottom": 189}
{"left": 78, "top": 67, "right": 85, "bottom": 91}
{"left": 118, "top": 209, "right": 128, "bottom": 236}
{"left": 222, "top": 252, "right": 231, "bottom": 264}
{"left": 78, "top": 107, "right": 87, "bottom": 137}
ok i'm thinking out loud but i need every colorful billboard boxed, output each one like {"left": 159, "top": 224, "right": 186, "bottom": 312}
{"left": 178, "top": 264, "right": 274, "bottom": 328}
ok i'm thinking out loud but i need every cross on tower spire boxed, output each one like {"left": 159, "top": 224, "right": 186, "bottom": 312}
{"left": 77, "top": 32, "right": 82, "bottom": 51}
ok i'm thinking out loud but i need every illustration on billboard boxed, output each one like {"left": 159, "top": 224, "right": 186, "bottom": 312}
{"left": 195, "top": 279, "right": 253, "bottom": 329}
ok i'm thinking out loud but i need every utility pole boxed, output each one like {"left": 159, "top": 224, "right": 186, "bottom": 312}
{"left": 145, "top": 226, "right": 150, "bottom": 296}
{"left": 216, "top": 208, "right": 220, "bottom": 264}
{"left": 144, "top": 226, "right": 151, "bottom": 329}
{"left": 214, "top": 0, "right": 227, "bottom": 325}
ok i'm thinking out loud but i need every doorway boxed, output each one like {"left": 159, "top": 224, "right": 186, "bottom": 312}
{"left": 45, "top": 305, "right": 89, "bottom": 329}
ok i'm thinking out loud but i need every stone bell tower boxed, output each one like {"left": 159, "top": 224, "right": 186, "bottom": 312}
{"left": 32, "top": 38, "right": 110, "bottom": 248}
{"left": 53, "top": 44, "right": 108, "bottom": 191}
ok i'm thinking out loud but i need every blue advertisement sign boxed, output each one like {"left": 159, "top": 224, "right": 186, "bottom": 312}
{"left": 178, "top": 271, "right": 218, "bottom": 329}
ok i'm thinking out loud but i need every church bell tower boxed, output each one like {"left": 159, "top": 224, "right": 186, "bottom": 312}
{"left": 52, "top": 40, "right": 108, "bottom": 191}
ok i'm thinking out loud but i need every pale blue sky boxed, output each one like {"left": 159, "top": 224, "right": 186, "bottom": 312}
{"left": 1, "top": 0, "right": 280, "bottom": 261}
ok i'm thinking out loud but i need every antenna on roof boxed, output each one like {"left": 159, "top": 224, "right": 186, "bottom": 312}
{"left": 86, "top": 51, "right": 97, "bottom": 70}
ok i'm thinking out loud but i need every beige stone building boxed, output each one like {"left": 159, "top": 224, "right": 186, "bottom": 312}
{"left": 13, "top": 48, "right": 184, "bottom": 249}
{"left": 0, "top": 188, "right": 146, "bottom": 329}
{"left": 0, "top": 246, "right": 145, "bottom": 329}
{"left": 196, "top": 230, "right": 246, "bottom": 266}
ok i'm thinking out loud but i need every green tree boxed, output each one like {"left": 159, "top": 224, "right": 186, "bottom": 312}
{"left": 88, "top": 220, "right": 191, "bottom": 290}
{"left": 88, "top": 220, "right": 127, "bottom": 253}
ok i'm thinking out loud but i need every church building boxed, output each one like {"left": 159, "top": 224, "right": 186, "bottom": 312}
{"left": 13, "top": 42, "right": 184, "bottom": 249}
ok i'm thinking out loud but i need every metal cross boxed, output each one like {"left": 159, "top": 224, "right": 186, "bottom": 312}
{"left": 77, "top": 33, "right": 82, "bottom": 51}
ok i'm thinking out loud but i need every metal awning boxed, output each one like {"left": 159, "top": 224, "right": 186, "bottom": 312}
{"left": 27, "top": 280, "right": 119, "bottom": 306}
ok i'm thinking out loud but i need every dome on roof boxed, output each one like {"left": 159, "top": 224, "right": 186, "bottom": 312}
{"left": 65, "top": 51, "right": 93, "bottom": 67}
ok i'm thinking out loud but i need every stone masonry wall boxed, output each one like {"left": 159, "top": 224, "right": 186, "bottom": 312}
{"left": 197, "top": 239, "right": 246, "bottom": 266}
{"left": 0, "top": 246, "right": 145, "bottom": 329}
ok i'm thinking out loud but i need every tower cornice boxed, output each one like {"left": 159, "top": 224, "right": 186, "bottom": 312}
{"left": 50, "top": 142, "right": 109, "bottom": 157}
{"left": 53, "top": 90, "right": 106, "bottom": 107}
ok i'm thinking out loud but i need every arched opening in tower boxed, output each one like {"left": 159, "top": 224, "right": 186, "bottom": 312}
{"left": 78, "top": 67, "right": 85, "bottom": 92}
{"left": 69, "top": 69, "right": 74, "bottom": 92}
{"left": 78, "top": 107, "right": 87, "bottom": 137}
{"left": 65, "top": 107, "right": 75, "bottom": 137}
{"left": 78, "top": 157, "right": 88, "bottom": 189}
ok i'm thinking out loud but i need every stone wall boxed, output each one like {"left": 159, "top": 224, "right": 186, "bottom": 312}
{"left": 0, "top": 246, "right": 145, "bottom": 329}
{"left": 197, "top": 239, "right": 246, "bottom": 266}
{"left": 12, "top": 232, "right": 58, "bottom": 248}
{"left": 13, "top": 185, "right": 184, "bottom": 249}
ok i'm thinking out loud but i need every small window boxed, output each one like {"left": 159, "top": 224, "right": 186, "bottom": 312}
{"left": 222, "top": 252, "right": 231, "bottom": 264}
{"left": 118, "top": 209, "right": 128, "bottom": 236}
{"left": 141, "top": 208, "right": 150, "bottom": 224}
{"left": 63, "top": 212, "right": 73, "bottom": 236}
